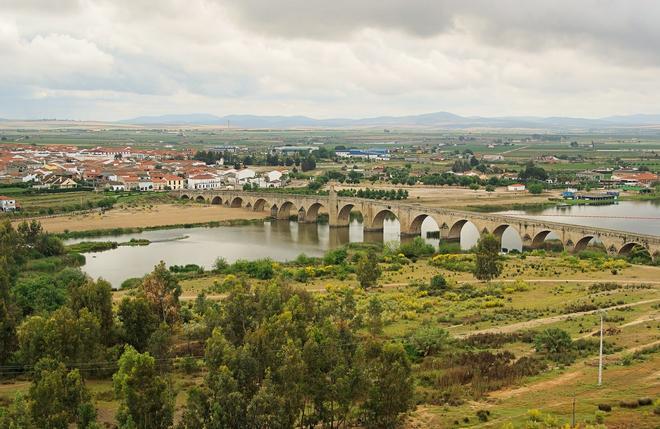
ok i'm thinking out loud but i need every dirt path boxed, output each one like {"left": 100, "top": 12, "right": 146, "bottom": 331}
{"left": 452, "top": 298, "right": 660, "bottom": 338}
{"left": 578, "top": 312, "right": 659, "bottom": 339}
{"left": 501, "top": 145, "right": 529, "bottom": 154}
{"left": 490, "top": 370, "right": 582, "bottom": 400}
{"left": 489, "top": 339, "right": 660, "bottom": 401}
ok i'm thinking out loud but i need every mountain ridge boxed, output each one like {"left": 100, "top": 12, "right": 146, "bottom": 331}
{"left": 112, "top": 111, "right": 660, "bottom": 130}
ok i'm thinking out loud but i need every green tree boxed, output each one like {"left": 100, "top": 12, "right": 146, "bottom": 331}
{"left": 528, "top": 183, "right": 544, "bottom": 194}
{"left": 141, "top": 262, "right": 181, "bottom": 325}
{"left": 427, "top": 274, "right": 448, "bottom": 296}
{"left": 68, "top": 279, "right": 114, "bottom": 336}
{"left": 366, "top": 297, "right": 384, "bottom": 335}
{"left": 17, "top": 307, "right": 101, "bottom": 366}
{"left": 361, "top": 342, "right": 414, "bottom": 429}
{"left": 300, "top": 156, "right": 317, "bottom": 172}
{"left": 0, "top": 221, "right": 20, "bottom": 365}
{"left": 0, "top": 393, "right": 34, "bottom": 429}
{"left": 356, "top": 250, "right": 381, "bottom": 289}
{"left": 534, "top": 328, "right": 573, "bottom": 355}
{"left": 178, "top": 365, "right": 247, "bottom": 429}
{"left": 113, "top": 346, "right": 174, "bottom": 429}
{"left": 29, "top": 358, "right": 97, "bottom": 429}
{"left": 407, "top": 326, "right": 450, "bottom": 357}
{"left": 473, "top": 234, "right": 503, "bottom": 281}
{"left": 117, "top": 297, "right": 160, "bottom": 352}
{"left": 0, "top": 261, "right": 17, "bottom": 366}
{"left": 147, "top": 323, "right": 173, "bottom": 371}
{"left": 519, "top": 162, "right": 548, "bottom": 181}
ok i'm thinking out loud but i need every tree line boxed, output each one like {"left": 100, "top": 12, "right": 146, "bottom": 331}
{"left": 0, "top": 219, "right": 414, "bottom": 428}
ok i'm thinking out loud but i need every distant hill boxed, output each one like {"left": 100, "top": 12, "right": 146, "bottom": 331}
{"left": 118, "top": 111, "right": 660, "bottom": 130}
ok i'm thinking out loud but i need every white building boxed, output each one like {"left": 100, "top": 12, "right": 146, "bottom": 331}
{"left": 225, "top": 168, "right": 256, "bottom": 188}
{"left": 507, "top": 183, "right": 526, "bottom": 192}
{"left": 138, "top": 180, "right": 154, "bottom": 191}
{"left": 187, "top": 173, "right": 223, "bottom": 190}
{"left": 482, "top": 154, "right": 504, "bottom": 162}
{"left": 0, "top": 196, "right": 16, "bottom": 212}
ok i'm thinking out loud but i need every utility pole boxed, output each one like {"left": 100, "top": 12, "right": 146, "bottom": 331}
{"left": 598, "top": 312, "right": 604, "bottom": 386}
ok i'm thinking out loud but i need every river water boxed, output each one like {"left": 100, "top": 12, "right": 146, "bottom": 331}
{"left": 71, "top": 200, "right": 660, "bottom": 287}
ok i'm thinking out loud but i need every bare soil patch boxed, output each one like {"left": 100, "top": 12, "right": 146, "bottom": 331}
{"left": 21, "top": 204, "right": 264, "bottom": 233}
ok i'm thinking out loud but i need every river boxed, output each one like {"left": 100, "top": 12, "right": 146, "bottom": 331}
{"left": 70, "top": 200, "right": 660, "bottom": 287}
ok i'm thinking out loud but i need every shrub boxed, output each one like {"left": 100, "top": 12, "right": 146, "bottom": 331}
{"left": 534, "top": 328, "right": 573, "bottom": 360}
{"left": 121, "top": 277, "right": 142, "bottom": 290}
{"left": 174, "top": 356, "right": 200, "bottom": 374}
{"left": 476, "top": 409, "right": 490, "bottom": 422}
{"left": 213, "top": 257, "right": 229, "bottom": 272}
{"left": 429, "top": 254, "right": 475, "bottom": 272}
{"left": 619, "top": 400, "right": 639, "bottom": 409}
{"left": 66, "top": 241, "right": 118, "bottom": 253}
{"left": 169, "top": 264, "right": 203, "bottom": 274}
{"left": 398, "top": 237, "right": 434, "bottom": 259}
{"left": 437, "top": 242, "right": 462, "bottom": 254}
{"left": 417, "top": 274, "right": 449, "bottom": 296}
{"left": 230, "top": 258, "right": 274, "bottom": 279}
{"left": 407, "top": 326, "right": 451, "bottom": 358}
{"left": 294, "top": 253, "right": 319, "bottom": 266}
{"left": 638, "top": 397, "right": 653, "bottom": 406}
{"left": 323, "top": 248, "right": 348, "bottom": 265}
{"left": 597, "top": 403, "right": 612, "bottom": 412}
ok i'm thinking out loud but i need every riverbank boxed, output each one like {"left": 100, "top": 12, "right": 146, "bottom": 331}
{"left": 57, "top": 219, "right": 266, "bottom": 240}
{"left": 463, "top": 201, "right": 558, "bottom": 213}
{"left": 14, "top": 203, "right": 265, "bottom": 234}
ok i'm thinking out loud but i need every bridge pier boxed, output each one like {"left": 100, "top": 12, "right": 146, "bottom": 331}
{"left": 171, "top": 190, "right": 659, "bottom": 259}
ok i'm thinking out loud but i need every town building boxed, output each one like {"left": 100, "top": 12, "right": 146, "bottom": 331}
{"left": 507, "top": 183, "right": 526, "bottom": 192}
{"left": 0, "top": 196, "right": 17, "bottom": 212}
{"left": 335, "top": 149, "right": 390, "bottom": 160}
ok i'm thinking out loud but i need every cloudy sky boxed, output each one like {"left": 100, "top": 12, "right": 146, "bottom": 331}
{"left": 1, "top": 0, "right": 659, "bottom": 121}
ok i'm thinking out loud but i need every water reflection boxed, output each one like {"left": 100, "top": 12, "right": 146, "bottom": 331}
{"left": 74, "top": 217, "right": 521, "bottom": 288}
{"left": 72, "top": 201, "right": 659, "bottom": 287}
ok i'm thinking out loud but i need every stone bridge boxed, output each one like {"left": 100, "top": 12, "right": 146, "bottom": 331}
{"left": 175, "top": 189, "right": 660, "bottom": 259}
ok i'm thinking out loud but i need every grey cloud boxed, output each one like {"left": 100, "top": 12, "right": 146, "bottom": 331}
{"left": 224, "top": 0, "right": 660, "bottom": 64}
{"left": 1, "top": 0, "right": 82, "bottom": 13}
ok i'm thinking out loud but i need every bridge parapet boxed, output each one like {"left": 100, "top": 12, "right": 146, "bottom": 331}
{"left": 172, "top": 190, "right": 659, "bottom": 258}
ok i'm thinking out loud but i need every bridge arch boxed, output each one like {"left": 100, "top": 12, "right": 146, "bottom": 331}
{"left": 573, "top": 235, "right": 595, "bottom": 253}
{"left": 371, "top": 209, "right": 398, "bottom": 231}
{"left": 180, "top": 194, "right": 190, "bottom": 200}
{"left": 492, "top": 224, "right": 509, "bottom": 239}
{"left": 618, "top": 242, "right": 649, "bottom": 256}
{"left": 277, "top": 201, "right": 296, "bottom": 219}
{"left": 195, "top": 195, "right": 206, "bottom": 203}
{"left": 531, "top": 230, "right": 552, "bottom": 248}
{"left": 304, "top": 202, "right": 326, "bottom": 223}
{"left": 211, "top": 196, "right": 222, "bottom": 205}
{"left": 448, "top": 219, "right": 469, "bottom": 240}
{"left": 447, "top": 219, "right": 483, "bottom": 250}
{"left": 337, "top": 203, "right": 362, "bottom": 226}
{"left": 409, "top": 214, "right": 429, "bottom": 236}
{"left": 253, "top": 198, "right": 269, "bottom": 212}
{"left": 492, "top": 224, "right": 523, "bottom": 252}
{"left": 230, "top": 197, "right": 243, "bottom": 208}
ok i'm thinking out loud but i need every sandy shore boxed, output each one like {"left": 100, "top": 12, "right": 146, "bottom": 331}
{"left": 332, "top": 184, "right": 559, "bottom": 209}
{"left": 21, "top": 204, "right": 264, "bottom": 233}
